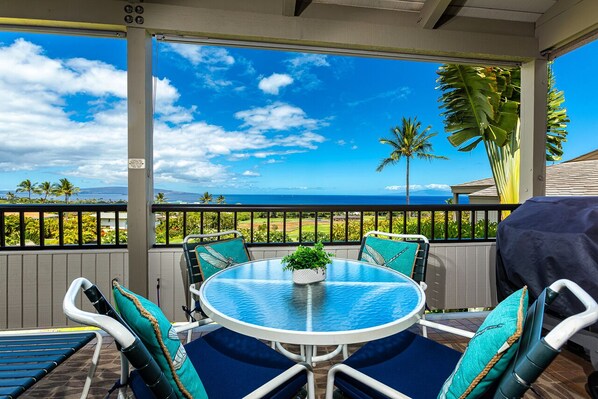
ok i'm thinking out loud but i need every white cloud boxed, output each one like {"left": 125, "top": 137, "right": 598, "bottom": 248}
{"left": 0, "top": 39, "right": 329, "bottom": 188}
{"left": 242, "top": 170, "right": 260, "bottom": 177}
{"left": 235, "top": 102, "right": 320, "bottom": 132}
{"left": 348, "top": 87, "right": 411, "bottom": 107}
{"left": 424, "top": 184, "right": 451, "bottom": 191}
{"left": 287, "top": 54, "right": 330, "bottom": 69}
{"left": 258, "top": 73, "right": 293, "bottom": 95}
{"left": 337, "top": 140, "right": 346, "bottom": 146}
{"left": 166, "top": 43, "right": 235, "bottom": 66}
{"left": 351, "top": 145, "right": 358, "bottom": 150}
{"left": 385, "top": 184, "right": 451, "bottom": 192}
{"left": 285, "top": 54, "right": 330, "bottom": 91}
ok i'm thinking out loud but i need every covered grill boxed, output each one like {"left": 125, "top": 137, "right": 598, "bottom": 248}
{"left": 496, "top": 197, "right": 598, "bottom": 329}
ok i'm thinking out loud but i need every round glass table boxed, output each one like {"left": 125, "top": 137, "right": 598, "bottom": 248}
{"left": 198, "top": 258, "right": 425, "bottom": 363}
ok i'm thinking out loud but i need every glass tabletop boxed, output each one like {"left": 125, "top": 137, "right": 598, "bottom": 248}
{"left": 199, "top": 258, "right": 425, "bottom": 345}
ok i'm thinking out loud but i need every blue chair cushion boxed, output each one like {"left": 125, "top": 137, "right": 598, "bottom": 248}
{"left": 360, "top": 236, "right": 420, "bottom": 277}
{"left": 336, "top": 331, "right": 462, "bottom": 399}
{"left": 130, "top": 327, "right": 307, "bottom": 399}
{"left": 195, "top": 237, "right": 250, "bottom": 279}
{"left": 438, "top": 287, "right": 528, "bottom": 398}
{"left": 113, "top": 281, "right": 208, "bottom": 399}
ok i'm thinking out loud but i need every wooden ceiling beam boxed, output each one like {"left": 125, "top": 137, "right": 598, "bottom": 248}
{"left": 418, "top": 0, "right": 452, "bottom": 29}
{"left": 294, "top": 0, "right": 313, "bottom": 16}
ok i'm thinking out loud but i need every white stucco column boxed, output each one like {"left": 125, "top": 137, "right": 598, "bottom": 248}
{"left": 519, "top": 58, "right": 548, "bottom": 202}
{"left": 127, "top": 27, "right": 154, "bottom": 297}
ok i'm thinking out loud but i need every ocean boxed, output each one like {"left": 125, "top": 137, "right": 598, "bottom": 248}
{"left": 79, "top": 193, "right": 459, "bottom": 205}
{"left": 1, "top": 189, "right": 464, "bottom": 205}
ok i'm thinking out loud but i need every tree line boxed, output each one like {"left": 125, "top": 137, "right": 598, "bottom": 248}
{"left": 3, "top": 178, "right": 80, "bottom": 203}
{"left": 154, "top": 191, "right": 226, "bottom": 204}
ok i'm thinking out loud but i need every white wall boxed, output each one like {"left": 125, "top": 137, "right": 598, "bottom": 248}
{"left": 0, "top": 242, "right": 496, "bottom": 329}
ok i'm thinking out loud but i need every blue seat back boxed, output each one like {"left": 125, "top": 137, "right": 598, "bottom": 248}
{"left": 358, "top": 233, "right": 429, "bottom": 284}
{"left": 182, "top": 231, "right": 248, "bottom": 285}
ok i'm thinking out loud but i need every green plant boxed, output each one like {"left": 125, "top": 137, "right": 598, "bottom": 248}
{"left": 376, "top": 116, "right": 447, "bottom": 204}
{"left": 281, "top": 241, "right": 333, "bottom": 272}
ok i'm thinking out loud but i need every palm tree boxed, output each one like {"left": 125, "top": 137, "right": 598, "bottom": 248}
{"left": 6, "top": 192, "right": 16, "bottom": 203}
{"left": 54, "top": 178, "right": 80, "bottom": 203}
{"left": 199, "top": 192, "right": 213, "bottom": 204}
{"left": 16, "top": 179, "right": 36, "bottom": 200}
{"left": 216, "top": 195, "right": 226, "bottom": 204}
{"left": 155, "top": 192, "right": 167, "bottom": 204}
{"left": 376, "top": 117, "right": 447, "bottom": 205}
{"left": 38, "top": 181, "right": 54, "bottom": 202}
{"left": 437, "top": 63, "right": 568, "bottom": 203}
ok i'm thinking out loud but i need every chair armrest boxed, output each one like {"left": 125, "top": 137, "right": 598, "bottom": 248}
{"left": 64, "top": 278, "right": 136, "bottom": 349}
{"left": 173, "top": 318, "right": 214, "bottom": 333}
{"left": 189, "top": 283, "right": 202, "bottom": 298}
{"left": 544, "top": 279, "right": 598, "bottom": 349}
{"left": 243, "top": 363, "right": 315, "bottom": 399}
{"left": 364, "top": 230, "right": 429, "bottom": 244}
{"left": 326, "top": 364, "right": 411, "bottom": 399}
{"left": 417, "top": 319, "right": 475, "bottom": 339}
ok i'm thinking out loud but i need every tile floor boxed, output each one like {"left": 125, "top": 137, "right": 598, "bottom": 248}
{"left": 21, "top": 316, "right": 595, "bottom": 398}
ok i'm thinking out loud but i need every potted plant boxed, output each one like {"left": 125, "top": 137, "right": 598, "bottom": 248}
{"left": 282, "top": 241, "right": 333, "bottom": 284}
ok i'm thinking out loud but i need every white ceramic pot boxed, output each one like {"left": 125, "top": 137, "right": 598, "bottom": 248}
{"left": 292, "top": 268, "right": 326, "bottom": 284}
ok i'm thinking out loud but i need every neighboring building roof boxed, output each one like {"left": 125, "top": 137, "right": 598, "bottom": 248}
{"left": 564, "top": 149, "right": 598, "bottom": 162}
{"left": 450, "top": 177, "right": 494, "bottom": 195}
{"left": 452, "top": 150, "right": 598, "bottom": 199}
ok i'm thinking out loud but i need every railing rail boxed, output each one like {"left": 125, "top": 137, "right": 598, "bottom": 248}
{"left": 152, "top": 203, "right": 519, "bottom": 247}
{"left": 0, "top": 204, "right": 127, "bottom": 250}
{"left": 0, "top": 203, "right": 519, "bottom": 250}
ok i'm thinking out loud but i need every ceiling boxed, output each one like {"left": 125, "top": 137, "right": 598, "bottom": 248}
{"left": 0, "top": 0, "right": 596, "bottom": 63}
{"left": 312, "top": 0, "right": 557, "bottom": 23}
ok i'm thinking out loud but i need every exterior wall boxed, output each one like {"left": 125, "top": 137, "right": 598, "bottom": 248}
{"left": 0, "top": 243, "right": 497, "bottom": 329}
{"left": 0, "top": 250, "right": 128, "bottom": 329}
{"left": 426, "top": 242, "right": 497, "bottom": 310}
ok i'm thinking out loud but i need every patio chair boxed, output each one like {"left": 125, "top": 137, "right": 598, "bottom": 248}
{"left": 0, "top": 330, "right": 101, "bottom": 399}
{"left": 181, "top": 230, "right": 250, "bottom": 339}
{"left": 64, "top": 277, "right": 314, "bottom": 399}
{"left": 358, "top": 231, "right": 429, "bottom": 286}
{"left": 326, "top": 279, "right": 598, "bottom": 399}
{"left": 359, "top": 231, "right": 430, "bottom": 337}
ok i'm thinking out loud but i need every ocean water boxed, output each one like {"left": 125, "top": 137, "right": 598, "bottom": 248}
{"left": 85, "top": 193, "right": 458, "bottom": 205}
{"left": 1, "top": 190, "right": 464, "bottom": 205}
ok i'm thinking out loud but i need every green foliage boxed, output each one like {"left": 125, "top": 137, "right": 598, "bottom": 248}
{"left": 546, "top": 64, "right": 569, "bottom": 161}
{"left": 282, "top": 242, "right": 333, "bottom": 271}
{"left": 155, "top": 192, "right": 167, "bottom": 204}
{"left": 199, "top": 192, "right": 213, "bottom": 204}
{"left": 54, "top": 178, "right": 80, "bottom": 203}
{"left": 437, "top": 63, "right": 569, "bottom": 203}
{"left": 376, "top": 116, "right": 447, "bottom": 204}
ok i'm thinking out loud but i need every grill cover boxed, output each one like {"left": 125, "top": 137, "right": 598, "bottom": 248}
{"left": 496, "top": 197, "right": 598, "bottom": 329}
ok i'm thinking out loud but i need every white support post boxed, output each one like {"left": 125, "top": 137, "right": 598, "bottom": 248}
{"left": 519, "top": 58, "right": 548, "bottom": 202}
{"left": 127, "top": 27, "right": 154, "bottom": 297}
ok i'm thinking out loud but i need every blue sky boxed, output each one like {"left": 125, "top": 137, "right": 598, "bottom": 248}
{"left": 0, "top": 31, "right": 596, "bottom": 196}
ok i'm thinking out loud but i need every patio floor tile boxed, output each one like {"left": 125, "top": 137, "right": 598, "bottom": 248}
{"left": 21, "top": 316, "right": 594, "bottom": 398}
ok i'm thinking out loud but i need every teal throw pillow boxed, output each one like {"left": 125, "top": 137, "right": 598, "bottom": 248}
{"left": 438, "top": 287, "right": 529, "bottom": 399}
{"left": 195, "top": 237, "right": 250, "bottom": 279}
{"left": 361, "top": 236, "right": 420, "bottom": 277}
{"left": 112, "top": 280, "right": 208, "bottom": 399}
